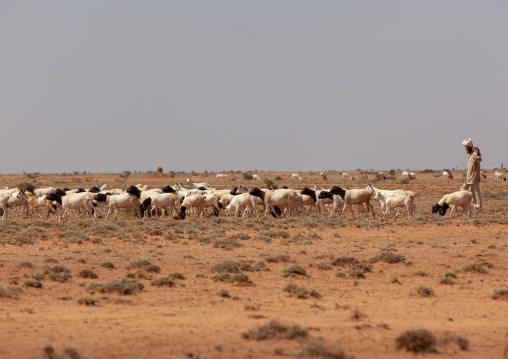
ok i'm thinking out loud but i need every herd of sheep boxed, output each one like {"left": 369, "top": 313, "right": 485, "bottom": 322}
{"left": 0, "top": 169, "right": 502, "bottom": 221}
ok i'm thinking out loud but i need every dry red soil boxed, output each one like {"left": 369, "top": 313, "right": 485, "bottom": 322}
{"left": 0, "top": 171, "right": 507, "bottom": 359}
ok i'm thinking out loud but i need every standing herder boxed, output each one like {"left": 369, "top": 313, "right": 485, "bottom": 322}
{"left": 460, "top": 138, "right": 482, "bottom": 210}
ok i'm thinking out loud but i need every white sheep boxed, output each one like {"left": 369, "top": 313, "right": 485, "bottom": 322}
{"left": 252, "top": 174, "right": 261, "bottom": 181}
{"left": 494, "top": 171, "right": 506, "bottom": 182}
{"left": 291, "top": 173, "right": 303, "bottom": 181}
{"left": 186, "top": 179, "right": 209, "bottom": 189}
{"left": 225, "top": 193, "right": 260, "bottom": 218}
{"left": 367, "top": 184, "right": 417, "bottom": 215}
{"left": 442, "top": 171, "right": 453, "bottom": 179}
{"left": 374, "top": 192, "right": 414, "bottom": 219}
{"left": 249, "top": 188, "right": 298, "bottom": 217}
{"left": 93, "top": 186, "right": 142, "bottom": 220}
{"left": 141, "top": 193, "right": 181, "bottom": 218}
{"left": 432, "top": 191, "right": 473, "bottom": 217}
{"left": 342, "top": 173, "right": 352, "bottom": 180}
{"left": 378, "top": 172, "right": 389, "bottom": 179}
{"left": 179, "top": 194, "right": 206, "bottom": 219}
{"left": 215, "top": 173, "right": 228, "bottom": 179}
{"left": 34, "top": 187, "right": 56, "bottom": 197}
{"left": 329, "top": 186, "right": 375, "bottom": 218}
{"left": 46, "top": 192, "right": 96, "bottom": 222}
{"left": 320, "top": 172, "right": 328, "bottom": 181}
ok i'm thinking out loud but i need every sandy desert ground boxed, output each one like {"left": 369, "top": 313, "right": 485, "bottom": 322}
{"left": 0, "top": 170, "right": 507, "bottom": 359}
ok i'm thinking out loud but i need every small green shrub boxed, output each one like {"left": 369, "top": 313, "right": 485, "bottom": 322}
{"left": 78, "top": 269, "right": 98, "bottom": 279}
{"left": 242, "top": 320, "right": 308, "bottom": 341}
{"left": 370, "top": 252, "right": 406, "bottom": 264}
{"left": 23, "top": 281, "right": 42, "bottom": 288}
{"left": 151, "top": 277, "right": 175, "bottom": 287}
{"left": 48, "top": 273, "right": 72, "bottom": 283}
{"left": 283, "top": 265, "right": 307, "bottom": 277}
{"left": 86, "top": 279, "right": 144, "bottom": 295}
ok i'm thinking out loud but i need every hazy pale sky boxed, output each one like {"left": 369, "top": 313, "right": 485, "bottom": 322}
{"left": 1, "top": 1, "right": 507, "bottom": 174}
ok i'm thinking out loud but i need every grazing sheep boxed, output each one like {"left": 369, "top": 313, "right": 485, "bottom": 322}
{"left": 401, "top": 171, "right": 410, "bottom": 179}
{"left": 252, "top": 174, "right": 261, "bottom": 181}
{"left": 494, "top": 171, "right": 506, "bottom": 182}
{"left": 291, "top": 173, "right": 303, "bottom": 181}
{"left": 432, "top": 191, "right": 473, "bottom": 217}
{"left": 320, "top": 172, "right": 328, "bottom": 181}
{"left": 179, "top": 194, "right": 206, "bottom": 219}
{"left": 329, "top": 186, "right": 375, "bottom": 218}
{"left": 215, "top": 173, "right": 228, "bottom": 179}
{"left": 378, "top": 172, "right": 389, "bottom": 179}
{"left": 342, "top": 173, "right": 352, "bottom": 180}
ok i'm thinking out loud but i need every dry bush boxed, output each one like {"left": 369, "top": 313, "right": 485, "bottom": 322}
{"left": 350, "top": 308, "right": 367, "bottom": 321}
{"left": 440, "top": 332, "right": 469, "bottom": 351}
{"left": 77, "top": 297, "right": 96, "bottom": 306}
{"left": 412, "top": 286, "right": 435, "bottom": 297}
{"left": 217, "top": 289, "right": 230, "bottom": 298}
{"left": 242, "top": 320, "right": 308, "bottom": 341}
{"left": 86, "top": 279, "right": 144, "bottom": 295}
{"left": 266, "top": 253, "right": 291, "bottom": 263}
{"left": 370, "top": 252, "right": 406, "bottom": 264}
{"left": 283, "top": 265, "right": 307, "bottom": 277}
{"left": 395, "top": 329, "right": 437, "bottom": 353}
{"left": 213, "top": 238, "right": 244, "bottom": 250}
{"left": 283, "top": 282, "right": 309, "bottom": 299}
{"left": 77, "top": 269, "right": 98, "bottom": 279}
{"left": 100, "top": 262, "right": 115, "bottom": 269}
{"left": 490, "top": 288, "right": 508, "bottom": 300}
{"left": 126, "top": 260, "right": 160, "bottom": 273}
{"left": 461, "top": 259, "right": 494, "bottom": 274}
{"left": 0, "top": 286, "right": 21, "bottom": 299}
{"left": 151, "top": 277, "right": 175, "bottom": 287}
{"left": 23, "top": 280, "right": 42, "bottom": 288}
{"left": 48, "top": 273, "right": 72, "bottom": 283}
{"left": 303, "top": 338, "right": 352, "bottom": 359}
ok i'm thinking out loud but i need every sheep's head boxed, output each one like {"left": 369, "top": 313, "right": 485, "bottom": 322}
{"left": 249, "top": 188, "right": 264, "bottom": 200}
{"left": 330, "top": 186, "right": 346, "bottom": 199}
{"left": 126, "top": 185, "right": 142, "bottom": 198}
{"left": 431, "top": 203, "right": 441, "bottom": 214}
{"left": 161, "top": 185, "right": 175, "bottom": 193}
{"left": 94, "top": 193, "right": 108, "bottom": 202}
{"left": 438, "top": 203, "right": 449, "bottom": 216}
